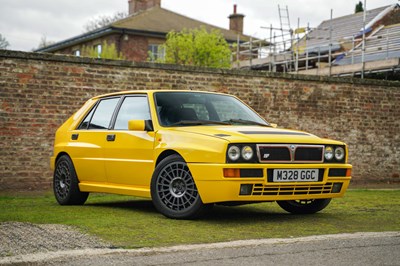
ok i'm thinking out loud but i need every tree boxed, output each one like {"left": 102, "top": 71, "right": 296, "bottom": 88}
{"left": 37, "top": 35, "right": 55, "bottom": 49}
{"left": 31, "top": 35, "right": 55, "bottom": 51}
{"left": 84, "top": 12, "right": 128, "bottom": 32}
{"left": 81, "top": 41, "right": 125, "bottom": 60}
{"left": 0, "top": 34, "right": 10, "bottom": 49}
{"left": 159, "top": 27, "right": 231, "bottom": 68}
{"left": 355, "top": 1, "right": 364, "bottom": 13}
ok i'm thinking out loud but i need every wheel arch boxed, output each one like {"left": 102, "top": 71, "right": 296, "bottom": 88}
{"left": 55, "top": 152, "right": 71, "bottom": 164}
{"left": 156, "top": 150, "right": 183, "bottom": 166}
{"left": 53, "top": 152, "right": 78, "bottom": 180}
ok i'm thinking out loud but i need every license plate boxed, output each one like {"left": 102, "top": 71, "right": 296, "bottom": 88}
{"left": 273, "top": 169, "right": 319, "bottom": 182}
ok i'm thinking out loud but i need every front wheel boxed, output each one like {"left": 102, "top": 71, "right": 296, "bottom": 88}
{"left": 151, "top": 155, "right": 211, "bottom": 219}
{"left": 53, "top": 155, "right": 89, "bottom": 205}
{"left": 277, "top": 199, "right": 331, "bottom": 214}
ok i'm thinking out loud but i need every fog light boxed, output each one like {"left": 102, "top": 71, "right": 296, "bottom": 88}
{"left": 332, "top": 183, "right": 343, "bottom": 193}
{"left": 241, "top": 146, "right": 254, "bottom": 161}
{"left": 239, "top": 184, "right": 253, "bottom": 195}
{"left": 324, "top": 146, "right": 334, "bottom": 161}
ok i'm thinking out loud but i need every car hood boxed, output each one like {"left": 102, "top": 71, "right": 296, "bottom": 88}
{"left": 168, "top": 125, "right": 343, "bottom": 144}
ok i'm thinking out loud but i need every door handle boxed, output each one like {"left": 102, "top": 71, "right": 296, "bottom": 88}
{"left": 107, "top": 134, "right": 116, "bottom": 142}
{"left": 71, "top": 133, "right": 79, "bottom": 140}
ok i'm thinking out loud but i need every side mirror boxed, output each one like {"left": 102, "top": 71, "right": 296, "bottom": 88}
{"left": 128, "top": 120, "right": 145, "bottom": 131}
{"left": 128, "top": 120, "right": 154, "bottom": 131}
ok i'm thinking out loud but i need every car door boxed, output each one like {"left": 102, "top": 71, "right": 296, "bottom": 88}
{"left": 103, "top": 94, "right": 155, "bottom": 187}
{"left": 71, "top": 97, "right": 120, "bottom": 183}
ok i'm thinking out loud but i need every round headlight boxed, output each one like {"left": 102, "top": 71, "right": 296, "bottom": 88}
{"left": 335, "top": 147, "right": 345, "bottom": 161}
{"left": 324, "top": 146, "right": 334, "bottom": 160}
{"left": 228, "top": 146, "right": 240, "bottom": 161}
{"left": 241, "top": 146, "right": 254, "bottom": 160}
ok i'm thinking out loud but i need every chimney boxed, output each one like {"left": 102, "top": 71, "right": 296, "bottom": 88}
{"left": 128, "top": 0, "right": 161, "bottom": 15}
{"left": 228, "top": 4, "right": 245, "bottom": 34}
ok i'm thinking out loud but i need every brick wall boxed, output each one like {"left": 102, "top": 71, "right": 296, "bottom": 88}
{"left": 0, "top": 50, "right": 399, "bottom": 191}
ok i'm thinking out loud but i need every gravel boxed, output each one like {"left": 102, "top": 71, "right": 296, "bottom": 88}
{"left": 1, "top": 223, "right": 399, "bottom": 265}
{"left": 0, "top": 222, "right": 112, "bottom": 257}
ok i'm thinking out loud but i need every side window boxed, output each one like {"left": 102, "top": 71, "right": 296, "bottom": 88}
{"left": 114, "top": 96, "right": 151, "bottom": 130}
{"left": 88, "top": 98, "right": 120, "bottom": 130}
{"left": 78, "top": 106, "right": 96, "bottom": 129}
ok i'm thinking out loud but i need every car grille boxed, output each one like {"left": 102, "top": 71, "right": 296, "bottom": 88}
{"left": 257, "top": 144, "right": 324, "bottom": 163}
{"left": 251, "top": 182, "right": 338, "bottom": 196}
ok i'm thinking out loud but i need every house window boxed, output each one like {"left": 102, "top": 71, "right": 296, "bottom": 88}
{"left": 74, "top": 50, "right": 81, "bottom": 57}
{"left": 94, "top": 44, "right": 102, "bottom": 58}
{"left": 148, "top": 44, "right": 165, "bottom": 62}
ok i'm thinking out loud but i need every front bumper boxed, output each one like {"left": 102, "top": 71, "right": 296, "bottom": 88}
{"left": 188, "top": 163, "right": 352, "bottom": 204}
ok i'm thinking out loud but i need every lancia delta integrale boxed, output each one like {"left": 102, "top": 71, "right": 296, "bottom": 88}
{"left": 51, "top": 90, "right": 352, "bottom": 219}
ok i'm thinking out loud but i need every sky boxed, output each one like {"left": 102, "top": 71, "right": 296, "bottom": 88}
{"left": 0, "top": 0, "right": 397, "bottom": 51}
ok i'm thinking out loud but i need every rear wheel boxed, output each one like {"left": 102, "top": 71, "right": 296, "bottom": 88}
{"left": 277, "top": 199, "right": 331, "bottom": 214}
{"left": 53, "top": 155, "right": 89, "bottom": 205}
{"left": 151, "top": 155, "right": 211, "bottom": 219}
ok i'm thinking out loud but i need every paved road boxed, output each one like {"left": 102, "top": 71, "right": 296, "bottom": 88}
{"left": 2, "top": 232, "right": 399, "bottom": 265}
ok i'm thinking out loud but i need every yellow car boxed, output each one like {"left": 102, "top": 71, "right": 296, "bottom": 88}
{"left": 51, "top": 90, "right": 352, "bottom": 219}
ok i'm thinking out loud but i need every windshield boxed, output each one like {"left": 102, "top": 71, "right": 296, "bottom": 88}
{"left": 154, "top": 92, "right": 269, "bottom": 127}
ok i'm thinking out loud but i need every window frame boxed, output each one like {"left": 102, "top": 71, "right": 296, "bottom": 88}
{"left": 111, "top": 95, "right": 152, "bottom": 130}
{"left": 77, "top": 96, "right": 121, "bottom": 130}
{"left": 94, "top": 43, "right": 102, "bottom": 58}
{"left": 148, "top": 44, "right": 165, "bottom": 62}
{"left": 154, "top": 91, "right": 269, "bottom": 127}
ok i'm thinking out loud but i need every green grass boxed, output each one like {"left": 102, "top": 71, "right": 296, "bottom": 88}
{"left": 0, "top": 190, "right": 399, "bottom": 248}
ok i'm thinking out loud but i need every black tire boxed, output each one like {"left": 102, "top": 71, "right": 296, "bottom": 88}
{"left": 277, "top": 198, "right": 331, "bottom": 214}
{"left": 53, "top": 155, "right": 89, "bottom": 205}
{"left": 151, "top": 154, "right": 211, "bottom": 219}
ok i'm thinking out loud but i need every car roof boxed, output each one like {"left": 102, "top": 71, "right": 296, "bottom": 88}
{"left": 92, "top": 90, "right": 229, "bottom": 100}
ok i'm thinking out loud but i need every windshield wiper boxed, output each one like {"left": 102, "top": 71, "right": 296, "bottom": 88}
{"left": 224, "top": 119, "right": 270, "bottom": 127}
{"left": 170, "top": 120, "right": 230, "bottom": 126}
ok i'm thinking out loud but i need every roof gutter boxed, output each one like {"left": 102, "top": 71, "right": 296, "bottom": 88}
{"left": 34, "top": 27, "right": 117, "bottom": 53}
{"left": 35, "top": 27, "right": 168, "bottom": 53}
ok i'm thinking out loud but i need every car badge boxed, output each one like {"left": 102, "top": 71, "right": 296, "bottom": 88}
{"left": 290, "top": 145, "right": 296, "bottom": 150}
{"left": 263, "top": 154, "right": 270, "bottom": 159}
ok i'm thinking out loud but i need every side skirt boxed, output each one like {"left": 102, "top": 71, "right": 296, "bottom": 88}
{"left": 79, "top": 182, "right": 151, "bottom": 198}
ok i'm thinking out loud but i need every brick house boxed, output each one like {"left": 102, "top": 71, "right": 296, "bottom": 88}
{"left": 36, "top": 0, "right": 252, "bottom": 62}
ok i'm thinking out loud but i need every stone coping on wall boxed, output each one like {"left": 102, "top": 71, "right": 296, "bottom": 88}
{"left": 1, "top": 49, "right": 399, "bottom": 88}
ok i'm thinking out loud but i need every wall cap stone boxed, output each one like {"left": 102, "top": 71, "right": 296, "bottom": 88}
{"left": 1, "top": 49, "right": 399, "bottom": 88}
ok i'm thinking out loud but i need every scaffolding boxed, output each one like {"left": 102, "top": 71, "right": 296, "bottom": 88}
{"left": 232, "top": 4, "right": 400, "bottom": 80}
{"left": 278, "top": 5, "right": 292, "bottom": 52}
